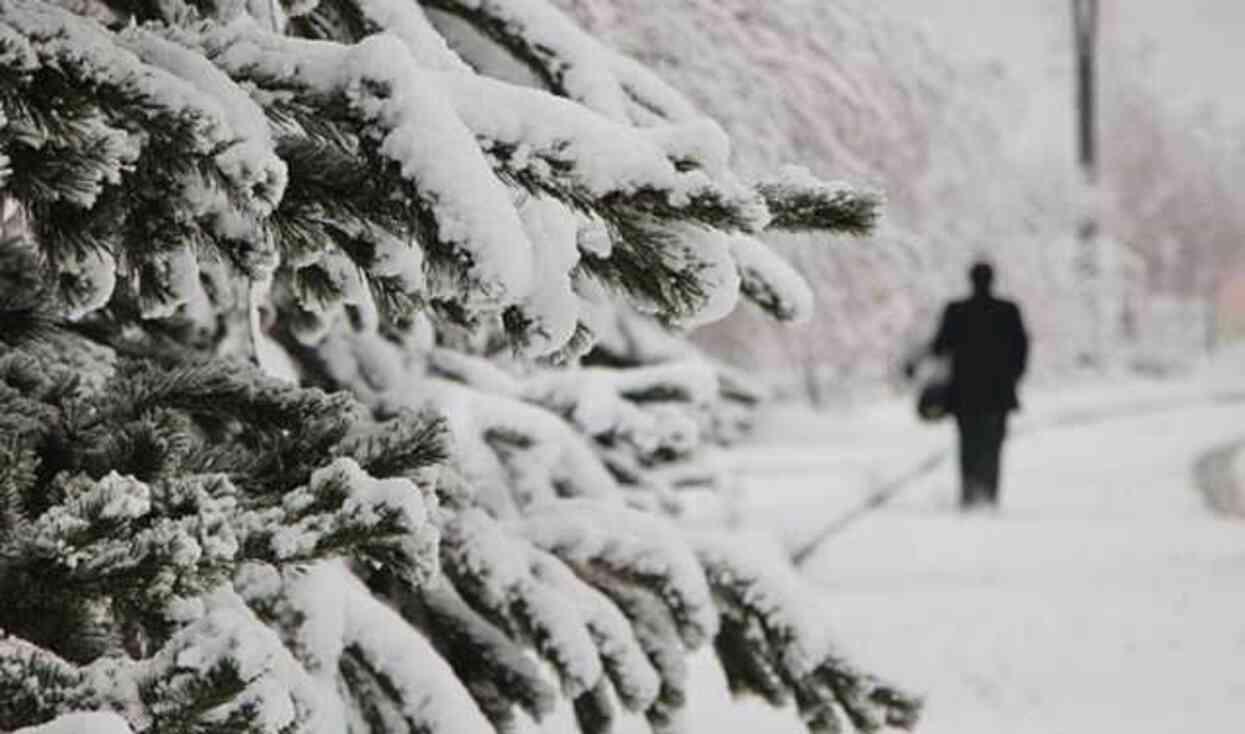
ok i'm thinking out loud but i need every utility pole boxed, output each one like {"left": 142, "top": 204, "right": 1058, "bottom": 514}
{"left": 1073, "top": 0, "right": 1098, "bottom": 185}
{"left": 1072, "top": 0, "right": 1102, "bottom": 366}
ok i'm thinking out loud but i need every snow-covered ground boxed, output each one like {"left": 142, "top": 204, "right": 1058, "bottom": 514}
{"left": 700, "top": 350, "right": 1245, "bottom": 733}
{"left": 530, "top": 352, "right": 1245, "bottom": 734}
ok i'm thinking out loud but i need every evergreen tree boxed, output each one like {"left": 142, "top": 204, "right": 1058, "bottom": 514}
{"left": 0, "top": 1, "right": 919, "bottom": 732}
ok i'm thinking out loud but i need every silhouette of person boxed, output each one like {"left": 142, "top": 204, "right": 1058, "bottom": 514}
{"left": 923, "top": 261, "right": 1029, "bottom": 509}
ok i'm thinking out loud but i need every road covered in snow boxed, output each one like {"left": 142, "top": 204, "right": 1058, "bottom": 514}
{"left": 717, "top": 357, "right": 1245, "bottom": 734}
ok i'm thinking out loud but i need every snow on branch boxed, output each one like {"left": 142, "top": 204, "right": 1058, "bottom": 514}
{"left": 239, "top": 457, "right": 441, "bottom": 583}
{"left": 0, "top": 0, "right": 284, "bottom": 315}
{"left": 243, "top": 560, "right": 496, "bottom": 734}
{"left": 439, "top": 508, "right": 608, "bottom": 697}
{"left": 573, "top": 561, "right": 692, "bottom": 731}
{"left": 197, "top": 18, "right": 537, "bottom": 307}
{"left": 520, "top": 498, "right": 719, "bottom": 648}
{"left": 421, "top": 0, "right": 701, "bottom": 124}
{"left": 348, "top": 0, "right": 474, "bottom": 71}
{"left": 116, "top": 25, "right": 287, "bottom": 219}
{"left": 444, "top": 72, "right": 767, "bottom": 231}
{"left": 425, "top": 318, "right": 761, "bottom": 512}
{"left": 695, "top": 532, "right": 922, "bottom": 732}
{"left": 335, "top": 565, "right": 496, "bottom": 734}
{"left": 0, "top": 19, "right": 134, "bottom": 214}
{"left": 401, "top": 577, "right": 560, "bottom": 728}
{"left": 427, "top": 342, "right": 734, "bottom": 512}
{"left": 12, "top": 712, "right": 136, "bottom": 734}
{"left": 135, "top": 598, "right": 322, "bottom": 733}
{"left": 530, "top": 546, "right": 662, "bottom": 713}
{"left": 1, "top": 0, "right": 876, "bottom": 348}
{"left": 437, "top": 505, "right": 708, "bottom": 729}
{"left": 0, "top": 0, "right": 283, "bottom": 212}
{"left": 0, "top": 637, "right": 120, "bottom": 730}
{"left": 730, "top": 233, "right": 816, "bottom": 323}
{"left": 519, "top": 360, "right": 714, "bottom": 506}
{"left": 0, "top": 348, "right": 466, "bottom": 729}
{"left": 522, "top": 360, "right": 717, "bottom": 444}
{"left": 426, "top": 375, "right": 620, "bottom": 505}
{"left": 512, "top": 193, "right": 582, "bottom": 354}
{"left": 0, "top": 597, "right": 324, "bottom": 733}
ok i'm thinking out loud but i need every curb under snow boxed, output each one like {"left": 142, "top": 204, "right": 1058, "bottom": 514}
{"left": 1194, "top": 439, "right": 1245, "bottom": 518}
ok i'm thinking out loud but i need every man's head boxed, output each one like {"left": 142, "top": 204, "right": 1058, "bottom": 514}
{"left": 969, "top": 261, "right": 994, "bottom": 296}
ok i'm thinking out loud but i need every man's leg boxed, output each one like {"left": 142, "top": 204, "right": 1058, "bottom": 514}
{"left": 954, "top": 413, "right": 972, "bottom": 507}
{"left": 955, "top": 413, "right": 986, "bottom": 508}
{"left": 982, "top": 411, "right": 1008, "bottom": 504}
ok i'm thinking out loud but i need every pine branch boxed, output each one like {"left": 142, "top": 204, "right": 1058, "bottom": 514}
{"left": 580, "top": 214, "right": 707, "bottom": 320}
{"left": 333, "top": 408, "right": 448, "bottom": 480}
{"left": 404, "top": 579, "right": 558, "bottom": 726}
{"left": 696, "top": 534, "right": 923, "bottom": 732}
{"left": 577, "top": 564, "right": 691, "bottom": 730}
{"left": 755, "top": 170, "right": 882, "bottom": 235}
{"left": 0, "top": 637, "right": 113, "bottom": 730}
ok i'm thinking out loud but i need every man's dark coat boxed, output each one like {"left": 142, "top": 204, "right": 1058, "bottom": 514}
{"left": 932, "top": 295, "right": 1029, "bottom": 414}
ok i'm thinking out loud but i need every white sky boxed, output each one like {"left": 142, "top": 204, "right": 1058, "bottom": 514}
{"left": 881, "top": 0, "right": 1245, "bottom": 174}
{"left": 885, "top": 0, "right": 1245, "bottom": 107}
{"left": 883, "top": 0, "right": 1245, "bottom": 159}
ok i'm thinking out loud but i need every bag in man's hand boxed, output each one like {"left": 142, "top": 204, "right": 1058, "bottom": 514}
{"left": 916, "top": 378, "right": 951, "bottom": 422}
{"left": 910, "top": 354, "right": 952, "bottom": 422}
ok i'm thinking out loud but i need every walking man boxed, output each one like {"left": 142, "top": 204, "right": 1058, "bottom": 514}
{"left": 924, "top": 261, "right": 1029, "bottom": 509}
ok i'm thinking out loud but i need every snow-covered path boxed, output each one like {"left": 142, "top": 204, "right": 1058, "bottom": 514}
{"left": 545, "top": 366, "right": 1245, "bottom": 734}
{"left": 800, "top": 401, "right": 1245, "bottom": 734}
{"left": 713, "top": 362, "right": 1245, "bottom": 734}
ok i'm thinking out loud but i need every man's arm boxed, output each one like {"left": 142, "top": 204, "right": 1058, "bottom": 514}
{"left": 932, "top": 303, "right": 957, "bottom": 358}
{"left": 1010, "top": 303, "right": 1029, "bottom": 379}
{"left": 903, "top": 304, "right": 955, "bottom": 379}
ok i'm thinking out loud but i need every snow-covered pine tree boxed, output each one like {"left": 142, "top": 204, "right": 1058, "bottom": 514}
{"left": 0, "top": 1, "right": 919, "bottom": 733}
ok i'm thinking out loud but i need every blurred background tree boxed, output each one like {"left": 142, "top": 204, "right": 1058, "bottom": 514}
{"left": 555, "top": 0, "right": 1245, "bottom": 399}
